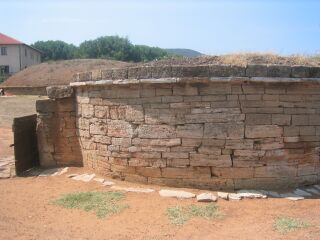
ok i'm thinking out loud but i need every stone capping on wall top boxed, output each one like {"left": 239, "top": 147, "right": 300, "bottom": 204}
{"left": 73, "top": 64, "right": 320, "bottom": 83}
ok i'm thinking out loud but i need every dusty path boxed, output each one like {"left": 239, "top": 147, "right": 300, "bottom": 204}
{"left": 0, "top": 169, "right": 319, "bottom": 240}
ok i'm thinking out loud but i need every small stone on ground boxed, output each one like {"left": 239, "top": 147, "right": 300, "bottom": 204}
{"left": 159, "top": 189, "right": 195, "bottom": 199}
{"left": 72, "top": 173, "right": 96, "bottom": 182}
{"left": 280, "top": 193, "right": 305, "bottom": 201}
{"left": 93, "top": 178, "right": 105, "bottom": 183}
{"left": 237, "top": 190, "right": 267, "bottom": 199}
{"left": 217, "top": 192, "right": 229, "bottom": 200}
{"left": 229, "top": 193, "right": 242, "bottom": 201}
{"left": 196, "top": 193, "right": 217, "bottom": 202}
{"left": 57, "top": 167, "right": 69, "bottom": 175}
{"left": 102, "top": 181, "right": 115, "bottom": 186}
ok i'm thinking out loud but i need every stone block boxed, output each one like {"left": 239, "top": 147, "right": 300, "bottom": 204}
{"left": 267, "top": 65, "right": 291, "bottom": 77}
{"left": 176, "top": 124, "right": 203, "bottom": 138}
{"left": 190, "top": 154, "right": 232, "bottom": 167}
{"left": 136, "top": 125, "right": 176, "bottom": 138}
{"left": 112, "top": 68, "right": 128, "bottom": 79}
{"left": 272, "top": 114, "right": 291, "bottom": 125}
{"left": 225, "top": 139, "right": 254, "bottom": 149}
{"left": 291, "top": 66, "right": 311, "bottom": 78}
{"left": 47, "top": 86, "right": 74, "bottom": 99}
{"left": 36, "top": 99, "right": 56, "bottom": 113}
{"left": 94, "top": 106, "right": 109, "bottom": 118}
{"left": 152, "top": 66, "right": 172, "bottom": 78}
{"left": 246, "top": 64, "right": 268, "bottom": 77}
{"left": 245, "top": 114, "right": 271, "bottom": 125}
{"left": 212, "top": 167, "right": 254, "bottom": 179}
{"left": 255, "top": 165, "right": 297, "bottom": 178}
{"left": 162, "top": 152, "right": 189, "bottom": 159}
{"left": 245, "top": 125, "right": 283, "bottom": 138}
{"left": 107, "top": 120, "right": 134, "bottom": 138}
{"left": 292, "top": 115, "right": 309, "bottom": 126}
{"left": 161, "top": 167, "right": 211, "bottom": 179}
{"left": 204, "top": 123, "right": 244, "bottom": 139}
{"left": 309, "top": 67, "right": 320, "bottom": 78}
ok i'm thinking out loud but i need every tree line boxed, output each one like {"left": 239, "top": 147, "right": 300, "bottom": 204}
{"left": 31, "top": 36, "right": 171, "bottom": 62}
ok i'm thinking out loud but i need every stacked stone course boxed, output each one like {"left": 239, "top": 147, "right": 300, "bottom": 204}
{"left": 37, "top": 64, "right": 320, "bottom": 190}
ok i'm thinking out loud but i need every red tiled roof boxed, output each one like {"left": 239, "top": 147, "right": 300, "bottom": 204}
{"left": 0, "top": 33, "right": 23, "bottom": 45}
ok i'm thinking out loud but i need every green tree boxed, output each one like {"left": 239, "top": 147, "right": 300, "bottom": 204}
{"left": 31, "top": 41, "right": 77, "bottom": 61}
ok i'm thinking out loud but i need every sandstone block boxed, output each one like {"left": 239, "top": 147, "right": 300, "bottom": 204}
{"left": 176, "top": 124, "right": 203, "bottom": 138}
{"left": 245, "top": 114, "right": 271, "bottom": 125}
{"left": 108, "top": 120, "right": 134, "bottom": 138}
{"left": 190, "top": 153, "right": 232, "bottom": 167}
{"left": 204, "top": 123, "right": 244, "bottom": 139}
{"left": 136, "top": 125, "right": 176, "bottom": 138}
{"left": 246, "top": 64, "right": 268, "bottom": 77}
{"left": 245, "top": 125, "right": 283, "bottom": 138}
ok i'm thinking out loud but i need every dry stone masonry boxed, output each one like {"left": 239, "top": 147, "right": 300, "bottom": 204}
{"left": 37, "top": 64, "right": 320, "bottom": 190}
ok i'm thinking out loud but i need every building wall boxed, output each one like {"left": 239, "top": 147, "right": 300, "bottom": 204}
{"left": 20, "top": 45, "right": 41, "bottom": 70}
{"left": 0, "top": 44, "right": 41, "bottom": 73}
{"left": 0, "top": 45, "right": 20, "bottom": 73}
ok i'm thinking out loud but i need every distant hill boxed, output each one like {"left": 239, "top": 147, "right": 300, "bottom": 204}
{"left": 166, "top": 48, "right": 203, "bottom": 58}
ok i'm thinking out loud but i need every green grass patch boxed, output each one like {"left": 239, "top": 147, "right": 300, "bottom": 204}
{"left": 52, "top": 191, "right": 129, "bottom": 218}
{"left": 167, "top": 203, "right": 222, "bottom": 225}
{"left": 273, "top": 216, "right": 310, "bottom": 234}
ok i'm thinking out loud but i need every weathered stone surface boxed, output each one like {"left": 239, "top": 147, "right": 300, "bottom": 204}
{"left": 177, "top": 124, "right": 203, "bottom": 138}
{"left": 159, "top": 189, "right": 196, "bottom": 199}
{"left": 293, "top": 189, "right": 312, "bottom": 197}
{"left": 103, "top": 181, "right": 115, "bottom": 186}
{"left": 196, "top": 193, "right": 218, "bottom": 202}
{"left": 93, "top": 178, "right": 105, "bottom": 183}
{"left": 236, "top": 190, "right": 267, "bottom": 199}
{"left": 72, "top": 173, "right": 96, "bottom": 182}
{"left": 245, "top": 125, "right": 283, "bottom": 138}
{"left": 47, "top": 86, "right": 74, "bottom": 99}
{"left": 136, "top": 125, "right": 176, "bottom": 138}
{"left": 111, "top": 186, "right": 154, "bottom": 193}
{"left": 204, "top": 123, "right": 244, "bottom": 139}
{"left": 217, "top": 192, "right": 229, "bottom": 200}
{"left": 228, "top": 193, "right": 242, "bottom": 200}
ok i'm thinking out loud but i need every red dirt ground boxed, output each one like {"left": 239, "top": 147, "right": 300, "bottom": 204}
{"left": 0, "top": 167, "right": 319, "bottom": 240}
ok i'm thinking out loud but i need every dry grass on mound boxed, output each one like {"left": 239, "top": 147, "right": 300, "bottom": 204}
{"left": 1, "top": 59, "right": 132, "bottom": 87}
{"left": 146, "top": 53, "right": 320, "bottom": 67}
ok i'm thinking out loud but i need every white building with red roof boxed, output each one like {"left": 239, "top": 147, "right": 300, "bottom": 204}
{"left": 0, "top": 33, "right": 41, "bottom": 74}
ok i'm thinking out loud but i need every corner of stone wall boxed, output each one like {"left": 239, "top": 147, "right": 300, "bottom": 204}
{"left": 36, "top": 86, "right": 83, "bottom": 167}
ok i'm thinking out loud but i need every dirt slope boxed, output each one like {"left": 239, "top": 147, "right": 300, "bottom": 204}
{"left": 1, "top": 59, "right": 132, "bottom": 87}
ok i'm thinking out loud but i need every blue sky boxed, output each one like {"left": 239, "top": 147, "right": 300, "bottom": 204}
{"left": 1, "top": 0, "right": 319, "bottom": 55}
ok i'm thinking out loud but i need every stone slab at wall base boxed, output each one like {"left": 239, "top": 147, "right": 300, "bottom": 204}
{"left": 36, "top": 69, "right": 320, "bottom": 190}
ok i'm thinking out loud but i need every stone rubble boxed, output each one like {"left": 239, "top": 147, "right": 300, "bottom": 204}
{"left": 159, "top": 189, "right": 196, "bottom": 199}
{"left": 196, "top": 193, "right": 217, "bottom": 202}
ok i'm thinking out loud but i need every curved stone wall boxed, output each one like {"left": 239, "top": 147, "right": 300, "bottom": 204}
{"left": 36, "top": 64, "right": 320, "bottom": 190}
{"left": 71, "top": 76, "right": 320, "bottom": 190}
